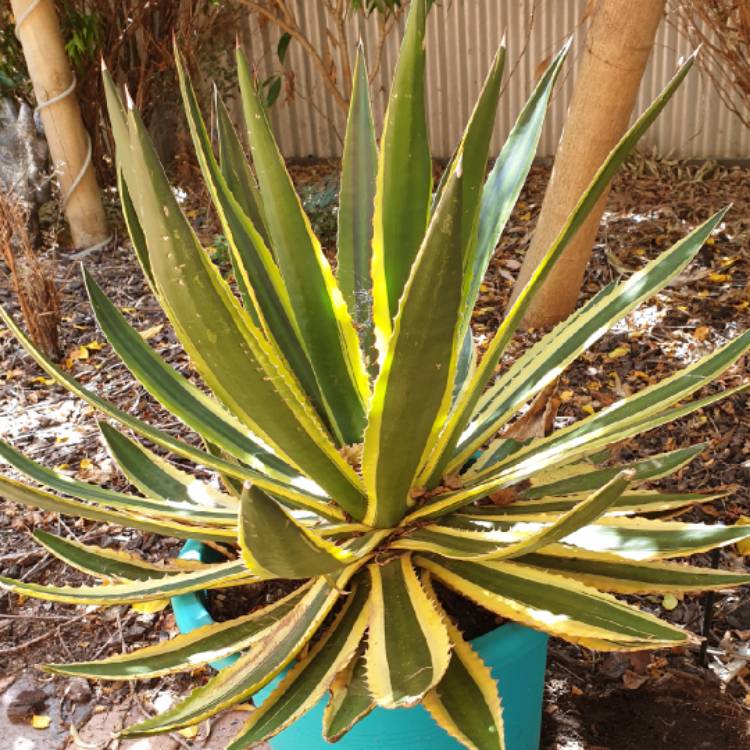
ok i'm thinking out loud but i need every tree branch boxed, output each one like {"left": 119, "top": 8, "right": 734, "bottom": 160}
{"left": 236, "top": 0, "right": 349, "bottom": 112}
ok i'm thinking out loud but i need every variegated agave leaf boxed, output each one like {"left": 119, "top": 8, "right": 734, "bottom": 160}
{"left": 1, "top": 2, "right": 748, "bottom": 748}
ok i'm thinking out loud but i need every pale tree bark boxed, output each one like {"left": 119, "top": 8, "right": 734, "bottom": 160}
{"left": 11, "top": 0, "right": 108, "bottom": 251}
{"left": 510, "top": 0, "right": 666, "bottom": 328}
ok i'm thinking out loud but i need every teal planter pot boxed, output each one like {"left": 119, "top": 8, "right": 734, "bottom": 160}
{"left": 171, "top": 539, "right": 240, "bottom": 672}
{"left": 171, "top": 540, "right": 549, "bottom": 750}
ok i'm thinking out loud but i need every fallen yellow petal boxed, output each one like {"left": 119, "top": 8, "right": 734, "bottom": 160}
{"left": 132, "top": 599, "right": 170, "bottom": 614}
{"left": 140, "top": 324, "right": 164, "bottom": 341}
{"left": 31, "top": 715, "right": 51, "bottom": 730}
{"left": 607, "top": 345, "right": 630, "bottom": 359}
{"left": 736, "top": 516, "right": 750, "bottom": 556}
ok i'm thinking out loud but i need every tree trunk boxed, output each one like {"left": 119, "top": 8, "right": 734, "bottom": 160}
{"left": 11, "top": 0, "right": 108, "bottom": 251}
{"left": 510, "top": 0, "right": 665, "bottom": 329}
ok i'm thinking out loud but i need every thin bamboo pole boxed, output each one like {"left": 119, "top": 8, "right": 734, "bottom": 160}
{"left": 10, "top": 0, "right": 108, "bottom": 251}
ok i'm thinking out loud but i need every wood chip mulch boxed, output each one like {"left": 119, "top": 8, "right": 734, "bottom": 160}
{"left": 1, "top": 154, "right": 750, "bottom": 747}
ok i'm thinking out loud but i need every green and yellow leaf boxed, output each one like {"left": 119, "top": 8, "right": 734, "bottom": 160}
{"left": 421, "top": 52, "right": 699, "bottom": 486}
{"left": 475, "top": 490, "right": 725, "bottom": 518}
{"left": 518, "top": 548, "right": 750, "bottom": 594}
{"left": 99, "top": 422, "right": 236, "bottom": 513}
{"left": 323, "top": 649, "right": 374, "bottom": 743}
{"left": 562, "top": 517, "right": 750, "bottom": 560}
{"left": 216, "top": 95, "right": 269, "bottom": 247}
{"left": 363, "top": 160, "right": 465, "bottom": 528}
{"left": 84, "top": 268, "right": 291, "bottom": 479}
{"left": 0, "top": 305, "right": 343, "bottom": 515}
{"left": 227, "top": 576, "right": 371, "bottom": 748}
{"left": 46, "top": 584, "right": 311, "bottom": 679}
{"left": 239, "top": 485, "right": 358, "bottom": 578}
{"left": 33, "top": 530, "right": 203, "bottom": 582}
{"left": 0, "top": 558, "right": 252, "bottom": 606}
{"left": 418, "top": 556, "right": 692, "bottom": 649}
{"left": 337, "top": 45, "right": 378, "bottom": 369}
{"left": 236, "top": 48, "right": 369, "bottom": 444}
{"left": 450, "top": 209, "right": 726, "bottom": 475}
{"left": 0, "top": 474, "right": 234, "bottom": 543}
{"left": 122, "top": 571, "right": 353, "bottom": 735}
{"left": 0, "top": 433, "right": 234, "bottom": 522}
{"left": 177, "top": 54, "right": 330, "bottom": 422}
{"left": 481, "top": 471, "right": 632, "bottom": 560}
{"left": 106, "top": 76, "right": 367, "bottom": 519}
{"left": 519, "top": 445, "right": 705, "bottom": 499}
{"left": 371, "top": 0, "right": 431, "bottom": 345}
{"left": 458, "top": 38, "right": 568, "bottom": 344}
{"left": 366, "top": 555, "right": 451, "bottom": 707}
{"left": 422, "top": 574, "right": 505, "bottom": 750}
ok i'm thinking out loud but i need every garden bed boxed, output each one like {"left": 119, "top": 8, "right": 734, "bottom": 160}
{"left": 1, "top": 155, "right": 749, "bottom": 747}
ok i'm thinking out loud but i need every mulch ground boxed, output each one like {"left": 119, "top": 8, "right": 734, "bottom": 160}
{"left": 1, "top": 154, "right": 750, "bottom": 748}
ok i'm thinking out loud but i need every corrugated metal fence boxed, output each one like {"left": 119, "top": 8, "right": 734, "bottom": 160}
{"left": 241, "top": 1, "right": 749, "bottom": 160}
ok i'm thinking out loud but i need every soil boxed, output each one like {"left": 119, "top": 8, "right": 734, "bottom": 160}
{"left": 432, "top": 579, "right": 505, "bottom": 640}
{"left": 576, "top": 687, "right": 745, "bottom": 750}
{"left": 208, "top": 579, "right": 303, "bottom": 623}
{"left": 542, "top": 642, "right": 750, "bottom": 749}
{"left": 207, "top": 573, "right": 503, "bottom": 641}
{"left": 2, "top": 154, "right": 750, "bottom": 747}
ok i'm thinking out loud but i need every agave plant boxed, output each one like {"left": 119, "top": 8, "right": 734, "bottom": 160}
{"left": 1, "top": 2, "right": 750, "bottom": 748}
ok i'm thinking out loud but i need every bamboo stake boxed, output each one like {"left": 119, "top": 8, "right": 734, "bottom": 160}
{"left": 10, "top": 0, "right": 109, "bottom": 251}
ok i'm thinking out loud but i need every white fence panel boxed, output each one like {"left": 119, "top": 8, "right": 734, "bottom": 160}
{"left": 240, "top": 1, "right": 750, "bottom": 160}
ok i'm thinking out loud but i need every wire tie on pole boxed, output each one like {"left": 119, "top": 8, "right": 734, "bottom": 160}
{"left": 14, "top": 0, "right": 112, "bottom": 254}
